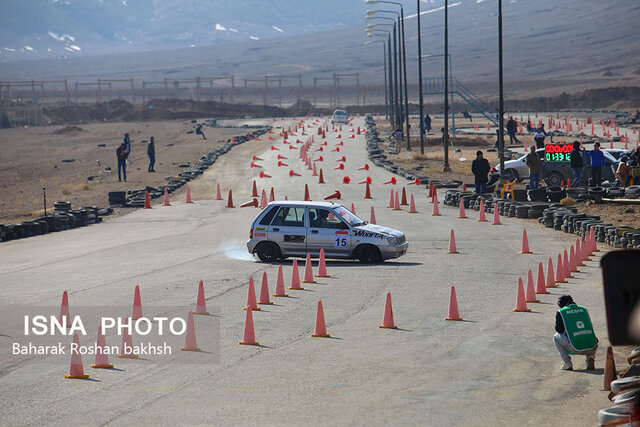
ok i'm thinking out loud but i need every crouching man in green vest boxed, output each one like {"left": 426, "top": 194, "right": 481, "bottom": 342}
{"left": 554, "top": 295, "right": 598, "bottom": 371}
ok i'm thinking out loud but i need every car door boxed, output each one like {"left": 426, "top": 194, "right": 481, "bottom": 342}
{"left": 306, "top": 207, "right": 351, "bottom": 257}
{"left": 267, "top": 206, "right": 307, "bottom": 256}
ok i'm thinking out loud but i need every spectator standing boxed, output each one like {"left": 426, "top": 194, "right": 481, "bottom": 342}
{"left": 423, "top": 114, "right": 432, "bottom": 134}
{"left": 147, "top": 136, "right": 156, "bottom": 172}
{"left": 506, "top": 116, "right": 519, "bottom": 145}
{"left": 471, "top": 150, "right": 490, "bottom": 194}
{"left": 553, "top": 295, "right": 597, "bottom": 371}
{"left": 123, "top": 133, "right": 131, "bottom": 158}
{"left": 570, "top": 141, "right": 584, "bottom": 187}
{"left": 533, "top": 125, "right": 546, "bottom": 149}
{"left": 525, "top": 145, "right": 542, "bottom": 190}
{"left": 195, "top": 125, "right": 207, "bottom": 140}
{"left": 616, "top": 156, "right": 631, "bottom": 187}
{"left": 116, "top": 142, "right": 127, "bottom": 182}
{"left": 586, "top": 142, "right": 606, "bottom": 186}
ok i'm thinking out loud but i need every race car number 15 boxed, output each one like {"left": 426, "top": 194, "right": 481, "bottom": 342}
{"left": 334, "top": 236, "right": 348, "bottom": 249}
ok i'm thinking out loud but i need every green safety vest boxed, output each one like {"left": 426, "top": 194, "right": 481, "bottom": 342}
{"left": 559, "top": 305, "right": 597, "bottom": 351}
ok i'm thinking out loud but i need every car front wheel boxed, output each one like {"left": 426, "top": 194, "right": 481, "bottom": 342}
{"left": 357, "top": 245, "right": 382, "bottom": 264}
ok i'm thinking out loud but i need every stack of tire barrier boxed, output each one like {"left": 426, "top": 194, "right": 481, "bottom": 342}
{"left": 0, "top": 201, "right": 106, "bottom": 243}
{"left": 597, "top": 347, "right": 640, "bottom": 425}
{"left": 364, "top": 117, "right": 429, "bottom": 187}
{"left": 107, "top": 127, "right": 270, "bottom": 208}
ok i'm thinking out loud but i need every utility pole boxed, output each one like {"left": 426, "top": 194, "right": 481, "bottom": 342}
{"left": 443, "top": 0, "right": 451, "bottom": 171}
{"left": 417, "top": 0, "right": 425, "bottom": 154}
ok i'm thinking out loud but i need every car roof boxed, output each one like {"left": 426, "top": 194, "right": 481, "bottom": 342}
{"left": 333, "top": 110, "right": 347, "bottom": 114}
{"left": 266, "top": 200, "right": 343, "bottom": 209}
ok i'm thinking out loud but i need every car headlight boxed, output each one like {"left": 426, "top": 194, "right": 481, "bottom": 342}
{"left": 387, "top": 237, "right": 399, "bottom": 245}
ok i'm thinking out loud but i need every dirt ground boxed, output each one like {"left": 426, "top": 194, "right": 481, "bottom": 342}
{"left": 0, "top": 120, "right": 263, "bottom": 224}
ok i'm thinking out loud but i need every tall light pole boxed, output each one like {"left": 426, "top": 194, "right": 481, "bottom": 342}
{"left": 417, "top": 0, "right": 425, "bottom": 154}
{"left": 365, "top": 40, "right": 389, "bottom": 121}
{"left": 367, "top": 1, "right": 410, "bottom": 150}
{"left": 443, "top": 0, "right": 451, "bottom": 172}
{"left": 366, "top": 26, "right": 396, "bottom": 128}
{"left": 498, "top": 0, "right": 505, "bottom": 178}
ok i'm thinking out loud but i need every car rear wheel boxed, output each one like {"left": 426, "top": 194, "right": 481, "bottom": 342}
{"left": 255, "top": 242, "right": 281, "bottom": 263}
{"left": 545, "top": 171, "right": 564, "bottom": 187}
{"left": 503, "top": 168, "right": 519, "bottom": 182}
{"left": 357, "top": 245, "right": 382, "bottom": 264}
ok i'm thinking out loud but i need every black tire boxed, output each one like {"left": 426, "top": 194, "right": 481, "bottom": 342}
{"left": 503, "top": 168, "right": 519, "bottom": 181}
{"left": 544, "top": 171, "right": 564, "bottom": 187}
{"left": 357, "top": 245, "right": 382, "bottom": 264}
{"left": 54, "top": 201, "right": 71, "bottom": 210}
{"left": 255, "top": 242, "right": 281, "bottom": 263}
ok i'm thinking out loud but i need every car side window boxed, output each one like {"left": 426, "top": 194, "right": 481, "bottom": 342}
{"left": 271, "top": 207, "right": 305, "bottom": 227}
{"left": 259, "top": 205, "right": 278, "bottom": 225}
{"left": 309, "top": 208, "right": 347, "bottom": 229}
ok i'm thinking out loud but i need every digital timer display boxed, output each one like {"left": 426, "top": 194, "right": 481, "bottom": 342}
{"left": 545, "top": 144, "right": 572, "bottom": 162}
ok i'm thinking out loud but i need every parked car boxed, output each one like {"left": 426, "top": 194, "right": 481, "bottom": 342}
{"left": 493, "top": 148, "right": 620, "bottom": 186}
{"left": 247, "top": 201, "right": 408, "bottom": 263}
{"left": 331, "top": 110, "right": 349, "bottom": 125}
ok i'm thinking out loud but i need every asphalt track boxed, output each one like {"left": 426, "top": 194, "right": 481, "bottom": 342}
{"left": 0, "top": 117, "right": 610, "bottom": 426}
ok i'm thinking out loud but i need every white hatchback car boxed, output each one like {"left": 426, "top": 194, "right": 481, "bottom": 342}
{"left": 331, "top": 110, "right": 349, "bottom": 125}
{"left": 247, "top": 201, "right": 408, "bottom": 263}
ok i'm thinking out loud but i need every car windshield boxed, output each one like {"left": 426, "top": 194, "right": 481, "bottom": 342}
{"left": 333, "top": 206, "right": 366, "bottom": 226}
{"left": 334, "top": 111, "right": 347, "bottom": 116}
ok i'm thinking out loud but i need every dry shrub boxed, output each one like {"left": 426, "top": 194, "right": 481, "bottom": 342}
{"left": 560, "top": 196, "right": 576, "bottom": 206}
{"left": 62, "top": 189, "right": 71, "bottom": 195}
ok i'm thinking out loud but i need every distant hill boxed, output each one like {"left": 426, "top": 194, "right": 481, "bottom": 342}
{"left": 1, "top": 0, "right": 639, "bottom": 99}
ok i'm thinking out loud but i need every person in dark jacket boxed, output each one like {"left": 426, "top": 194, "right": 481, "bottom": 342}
{"left": 471, "top": 150, "right": 491, "bottom": 194}
{"left": 533, "top": 125, "right": 546, "bottom": 149}
{"left": 554, "top": 295, "right": 597, "bottom": 371}
{"left": 123, "top": 133, "right": 131, "bottom": 159}
{"left": 423, "top": 113, "right": 432, "bottom": 134}
{"left": 586, "top": 142, "right": 606, "bottom": 186}
{"left": 147, "top": 136, "right": 156, "bottom": 172}
{"left": 506, "top": 116, "right": 519, "bottom": 145}
{"left": 195, "top": 125, "right": 206, "bottom": 140}
{"left": 525, "top": 145, "right": 542, "bottom": 190}
{"left": 570, "top": 141, "right": 584, "bottom": 187}
{"left": 116, "top": 142, "right": 127, "bottom": 182}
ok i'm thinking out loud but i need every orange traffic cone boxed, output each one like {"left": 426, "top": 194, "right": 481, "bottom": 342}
{"left": 251, "top": 180, "right": 258, "bottom": 197}
{"left": 477, "top": 200, "right": 488, "bottom": 222}
{"left": 569, "top": 245, "right": 579, "bottom": 273}
{"left": 116, "top": 323, "right": 138, "bottom": 358}
{"left": 181, "top": 312, "right": 201, "bottom": 351}
{"left": 60, "top": 289, "right": 70, "bottom": 328}
{"left": 370, "top": 206, "right": 377, "bottom": 224}
{"left": 393, "top": 192, "right": 401, "bottom": 210}
{"left": 288, "top": 259, "right": 304, "bottom": 290}
{"left": 447, "top": 229, "right": 459, "bottom": 254}
{"left": 238, "top": 306, "right": 260, "bottom": 345}
{"left": 318, "top": 168, "right": 325, "bottom": 184}
{"left": 194, "top": 280, "right": 209, "bottom": 315}
{"left": 556, "top": 253, "right": 567, "bottom": 283}
{"left": 243, "top": 277, "right": 261, "bottom": 311}
{"left": 163, "top": 188, "right": 171, "bottom": 206}
{"left": 388, "top": 188, "right": 394, "bottom": 208}
{"left": 350, "top": 202, "right": 356, "bottom": 214}
{"left": 525, "top": 270, "right": 540, "bottom": 303}
{"left": 131, "top": 284, "right": 143, "bottom": 320}
{"left": 311, "top": 300, "right": 331, "bottom": 337}
{"left": 379, "top": 292, "right": 398, "bottom": 329}
{"left": 272, "top": 265, "right": 289, "bottom": 297}
{"left": 269, "top": 187, "right": 275, "bottom": 203}
{"left": 534, "top": 263, "right": 550, "bottom": 294}
{"left": 512, "top": 278, "right": 532, "bottom": 312}
{"left": 364, "top": 181, "right": 372, "bottom": 199}
{"left": 603, "top": 346, "right": 617, "bottom": 391}
{"left": 215, "top": 183, "right": 223, "bottom": 200}
{"left": 492, "top": 207, "right": 502, "bottom": 225}
{"left": 431, "top": 198, "right": 441, "bottom": 216}
{"left": 546, "top": 257, "right": 558, "bottom": 288}
{"left": 144, "top": 190, "right": 151, "bottom": 209}
{"left": 240, "top": 198, "right": 259, "bottom": 208}
{"left": 90, "top": 326, "right": 113, "bottom": 369}
{"left": 457, "top": 200, "right": 467, "bottom": 218}
{"left": 64, "top": 333, "right": 90, "bottom": 379}
{"left": 408, "top": 194, "right": 418, "bottom": 213}
{"left": 316, "top": 248, "right": 330, "bottom": 277}
{"left": 302, "top": 253, "right": 317, "bottom": 283}
{"left": 400, "top": 187, "right": 408, "bottom": 205}
{"left": 260, "top": 189, "right": 268, "bottom": 209}
{"left": 185, "top": 184, "right": 193, "bottom": 203}
{"left": 304, "top": 184, "right": 311, "bottom": 201}
{"left": 312, "top": 162, "right": 318, "bottom": 176}
{"left": 383, "top": 177, "right": 397, "bottom": 185}
{"left": 520, "top": 229, "right": 533, "bottom": 254}
{"left": 226, "top": 190, "right": 235, "bottom": 208}
{"left": 324, "top": 190, "right": 341, "bottom": 200}
{"left": 259, "top": 171, "right": 272, "bottom": 178}
{"left": 445, "top": 286, "right": 463, "bottom": 321}
{"left": 258, "top": 272, "right": 273, "bottom": 305}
